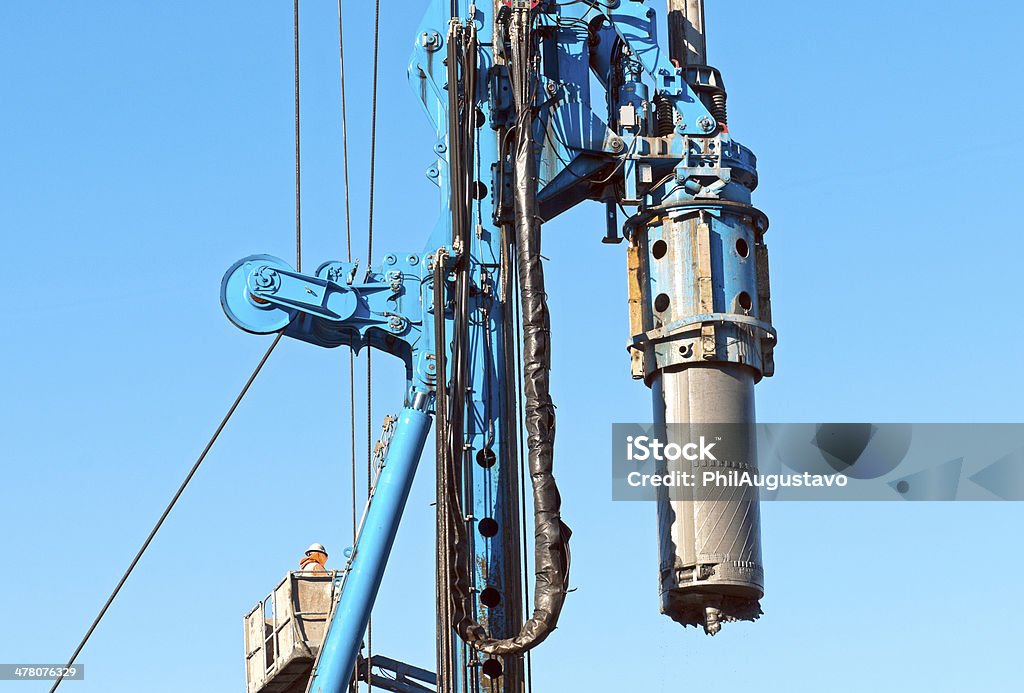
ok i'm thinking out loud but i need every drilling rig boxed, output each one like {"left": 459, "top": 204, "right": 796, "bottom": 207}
{"left": 221, "top": 1, "right": 775, "bottom": 692}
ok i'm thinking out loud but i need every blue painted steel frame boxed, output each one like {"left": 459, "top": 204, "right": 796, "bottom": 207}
{"left": 220, "top": 2, "right": 765, "bottom": 692}
{"left": 409, "top": 4, "right": 520, "bottom": 691}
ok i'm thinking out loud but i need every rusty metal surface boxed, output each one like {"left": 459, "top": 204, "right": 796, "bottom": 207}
{"left": 627, "top": 243, "right": 648, "bottom": 380}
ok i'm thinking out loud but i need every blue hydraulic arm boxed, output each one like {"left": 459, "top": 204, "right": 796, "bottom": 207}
{"left": 221, "top": 247, "right": 444, "bottom": 693}
{"left": 307, "top": 404, "right": 433, "bottom": 693}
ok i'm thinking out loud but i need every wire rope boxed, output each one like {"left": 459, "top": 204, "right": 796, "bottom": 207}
{"left": 48, "top": 333, "right": 284, "bottom": 692}
{"left": 336, "top": 0, "right": 359, "bottom": 562}
{"left": 364, "top": 2, "right": 382, "bottom": 688}
{"left": 294, "top": 0, "right": 302, "bottom": 271}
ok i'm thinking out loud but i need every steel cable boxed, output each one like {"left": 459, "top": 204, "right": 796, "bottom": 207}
{"left": 364, "top": 2, "right": 381, "bottom": 688}
{"left": 336, "top": 0, "right": 358, "bottom": 555}
{"left": 294, "top": 0, "right": 302, "bottom": 271}
{"left": 48, "top": 332, "right": 284, "bottom": 692}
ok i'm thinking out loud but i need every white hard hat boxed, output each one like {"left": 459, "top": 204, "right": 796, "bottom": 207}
{"left": 305, "top": 542, "right": 327, "bottom": 556}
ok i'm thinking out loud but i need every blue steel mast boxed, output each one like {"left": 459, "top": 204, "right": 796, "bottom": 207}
{"left": 221, "top": 1, "right": 774, "bottom": 690}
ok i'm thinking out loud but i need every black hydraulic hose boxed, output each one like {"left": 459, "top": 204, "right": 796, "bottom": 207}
{"left": 453, "top": 7, "right": 571, "bottom": 656}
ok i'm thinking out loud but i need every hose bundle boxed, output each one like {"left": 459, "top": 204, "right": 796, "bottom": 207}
{"left": 435, "top": 7, "right": 571, "bottom": 660}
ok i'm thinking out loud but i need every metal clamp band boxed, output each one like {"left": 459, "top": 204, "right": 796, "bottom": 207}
{"left": 630, "top": 312, "right": 777, "bottom": 348}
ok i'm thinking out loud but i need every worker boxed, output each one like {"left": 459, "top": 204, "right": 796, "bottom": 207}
{"left": 300, "top": 542, "right": 329, "bottom": 572}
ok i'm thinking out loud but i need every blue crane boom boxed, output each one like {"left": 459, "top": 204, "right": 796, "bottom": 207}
{"left": 220, "top": 1, "right": 775, "bottom": 691}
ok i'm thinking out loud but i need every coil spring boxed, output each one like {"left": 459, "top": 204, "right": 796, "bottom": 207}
{"left": 653, "top": 94, "right": 675, "bottom": 136}
{"left": 711, "top": 92, "right": 728, "bottom": 126}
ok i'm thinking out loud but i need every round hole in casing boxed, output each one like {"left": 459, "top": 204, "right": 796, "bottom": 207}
{"left": 478, "top": 518, "right": 499, "bottom": 537}
{"left": 738, "top": 291, "right": 753, "bottom": 311}
{"left": 736, "top": 238, "right": 749, "bottom": 258}
{"left": 651, "top": 239, "right": 668, "bottom": 259}
{"left": 654, "top": 293, "right": 671, "bottom": 312}
{"left": 482, "top": 659, "right": 503, "bottom": 679}
{"left": 476, "top": 448, "right": 497, "bottom": 468}
{"left": 480, "top": 587, "right": 501, "bottom": 608}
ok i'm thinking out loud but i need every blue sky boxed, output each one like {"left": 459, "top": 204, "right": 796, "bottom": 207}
{"left": 2, "top": 1, "right": 1022, "bottom": 691}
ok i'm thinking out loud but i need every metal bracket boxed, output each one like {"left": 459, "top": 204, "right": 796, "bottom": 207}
{"left": 220, "top": 249, "right": 461, "bottom": 399}
{"left": 356, "top": 655, "right": 437, "bottom": 693}
{"left": 534, "top": 0, "right": 720, "bottom": 219}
